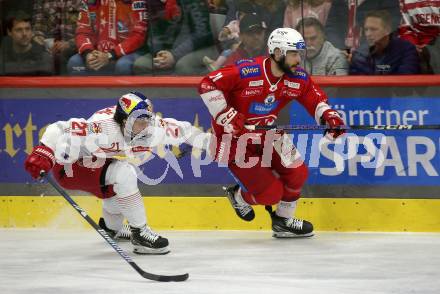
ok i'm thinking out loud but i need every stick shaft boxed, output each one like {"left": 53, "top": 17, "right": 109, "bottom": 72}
{"left": 41, "top": 172, "right": 188, "bottom": 282}
{"left": 246, "top": 124, "right": 440, "bottom": 131}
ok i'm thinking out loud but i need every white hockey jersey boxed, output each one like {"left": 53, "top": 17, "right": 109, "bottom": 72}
{"left": 40, "top": 106, "right": 209, "bottom": 166}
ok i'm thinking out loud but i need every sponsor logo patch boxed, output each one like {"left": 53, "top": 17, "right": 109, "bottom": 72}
{"left": 284, "top": 80, "right": 300, "bottom": 89}
{"left": 281, "top": 88, "right": 300, "bottom": 97}
{"left": 296, "top": 41, "right": 306, "bottom": 49}
{"left": 132, "top": 1, "right": 146, "bottom": 10}
{"left": 131, "top": 146, "right": 152, "bottom": 152}
{"left": 208, "top": 93, "right": 224, "bottom": 102}
{"left": 200, "top": 82, "right": 216, "bottom": 92}
{"left": 249, "top": 101, "right": 279, "bottom": 114}
{"left": 249, "top": 80, "right": 264, "bottom": 87}
{"left": 235, "top": 58, "right": 255, "bottom": 65}
{"left": 239, "top": 65, "right": 261, "bottom": 79}
{"left": 241, "top": 87, "right": 263, "bottom": 97}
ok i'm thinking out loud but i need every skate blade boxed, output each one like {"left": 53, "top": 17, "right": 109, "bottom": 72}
{"left": 272, "top": 231, "right": 314, "bottom": 238}
{"left": 133, "top": 245, "right": 170, "bottom": 255}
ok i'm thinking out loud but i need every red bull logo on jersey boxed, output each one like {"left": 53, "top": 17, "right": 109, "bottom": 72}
{"left": 240, "top": 65, "right": 261, "bottom": 79}
{"left": 90, "top": 122, "right": 102, "bottom": 134}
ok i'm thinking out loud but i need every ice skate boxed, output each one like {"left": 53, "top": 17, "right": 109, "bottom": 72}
{"left": 130, "top": 225, "right": 170, "bottom": 255}
{"left": 266, "top": 206, "right": 314, "bottom": 238}
{"left": 98, "top": 217, "right": 131, "bottom": 242}
{"left": 223, "top": 185, "right": 255, "bottom": 221}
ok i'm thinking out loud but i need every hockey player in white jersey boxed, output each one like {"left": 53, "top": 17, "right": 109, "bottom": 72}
{"left": 24, "top": 92, "right": 208, "bottom": 255}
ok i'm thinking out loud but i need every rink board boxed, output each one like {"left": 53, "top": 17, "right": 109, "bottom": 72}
{"left": 1, "top": 196, "right": 439, "bottom": 232}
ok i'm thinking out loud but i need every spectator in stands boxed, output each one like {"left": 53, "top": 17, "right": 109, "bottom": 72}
{"left": 284, "top": 0, "right": 332, "bottom": 29}
{"left": 324, "top": 0, "right": 401, "bottom": 50}
{"left": 296, "top": 17, "right": 348, "bottom": 75}
{"left": 202, "top": 0, "right": 260, "bottom": 71}
{"left": 221, "top": 13, "right": 267, "bottom": 66}
{"left": 0, "top": 11, "right": 54, "bottom": 75}
{"left": 67, "top": 0, "right": 147, "bottom": 76}
{"left": 398, "top": 0, "right": 439, "bottom": 74}
{"left": 32, "top": 0, "right": 82, "bottom": 75}
{"left": 223, "top": 0, "right": 286, "bottom": 36}
{"left": 1, "top": 0, "right": 34, "bottom": 38}
{"left": 133, "top": 0, "right": 217, "bottom": 75}
{"left": 349, "top": 10, "right": 420, "bottom": 75}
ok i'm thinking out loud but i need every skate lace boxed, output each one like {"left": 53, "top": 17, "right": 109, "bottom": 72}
{"left": 227, "top": 187, "right": 252, "bottom": 216}
{"left": 236, "top": 204, "right": 252, "bottom": 216}
{"left": 115, "top": 224, "right": 131, "bottom": 239}
{"left": 286, "top": 218, "right": 303, "bottom": 230}
{"left": 140, "top": 226, "right": 160, "bottom": 243}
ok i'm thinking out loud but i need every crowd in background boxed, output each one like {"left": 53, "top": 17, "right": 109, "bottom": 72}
{"left": 0, "top": 0, "right": 438, "bottom": 76}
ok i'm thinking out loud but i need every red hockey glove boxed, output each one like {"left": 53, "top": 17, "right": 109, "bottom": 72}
{"left": 24, "top": 145, "right": 56, "bottom": 179}
{"left": 320, "top": 109, "right": 346, "bottom": 140}
{"left": 215, "top": 106, "right": 246, "bottom": 137}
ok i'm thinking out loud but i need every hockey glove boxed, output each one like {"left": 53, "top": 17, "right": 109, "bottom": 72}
{"left": 215, "top": 106, "right": 246, "bottom": 137}
{"left": 24, "top": 145, "right": 56, "bottom": 179}
{"left": 320, "top": 109, "right": 346, "bottom": 140}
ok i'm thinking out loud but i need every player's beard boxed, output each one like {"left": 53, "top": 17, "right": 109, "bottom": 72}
{"left": 276, "top": 56, "right": 298, "bottom": 75}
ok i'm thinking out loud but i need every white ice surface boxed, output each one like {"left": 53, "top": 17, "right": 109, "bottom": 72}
{"left": 1, "top": 230, "right": 439, "bottom": 294}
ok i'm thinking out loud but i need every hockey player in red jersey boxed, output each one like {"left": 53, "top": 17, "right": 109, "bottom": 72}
{"left": 198, "top": 27, "right": 346, "bottom": 238}
{"left": 24, "top": 92, "right": 207, "bottom": 254}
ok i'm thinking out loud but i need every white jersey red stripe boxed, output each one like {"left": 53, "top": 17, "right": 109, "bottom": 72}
{"left": 399, "top": 0, "right": 440, "bottom": 46}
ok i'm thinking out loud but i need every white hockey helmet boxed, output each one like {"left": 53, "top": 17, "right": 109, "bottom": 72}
{"left": 267, "top": 28, "right": 306, "bottom": 56}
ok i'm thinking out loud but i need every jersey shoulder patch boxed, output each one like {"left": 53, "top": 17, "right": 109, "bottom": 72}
{"left": 238, "top": 64, "right": 262, "bottom": 79}
{"left": 235, "top": 58, "right": 256, "bottom": 66}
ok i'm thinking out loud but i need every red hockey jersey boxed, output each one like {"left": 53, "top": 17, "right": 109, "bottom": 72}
{"left": 199, "top": 56, "right": 330, "bottom": 137}
{"left": 76, "top": 0, "right": 147, "bottom": 57}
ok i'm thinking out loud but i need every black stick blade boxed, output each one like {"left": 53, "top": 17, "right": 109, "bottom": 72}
{"left": 131, "top": 262, "right": 189, "bottom": 282}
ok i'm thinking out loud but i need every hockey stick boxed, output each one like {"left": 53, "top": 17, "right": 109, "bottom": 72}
{"left": 40, "top": 171, "right": 189, "bottom": 282}
{"left": 245, "top": 124, "right": 440, "bottom": 131}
